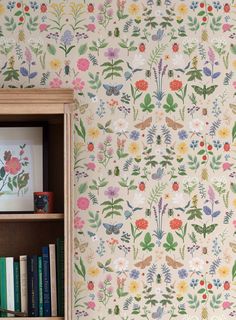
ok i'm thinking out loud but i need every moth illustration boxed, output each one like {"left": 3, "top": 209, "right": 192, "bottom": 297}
{"left": 192, "top": 223, "right": 218, "bottom": 238}
{"left": 165, "top": 256, "right": 183, "bottom": 269}
{"left": 191, "top": 84, "right": 217, "bottom": 100}
{"left": 229, "top": 242, "right": 236, "bottom": 253}
{"left": 134, "top": 255, "right": 152, "bottom": 269}
{"left": 74, "top": 238, "right": 88, "bottom": 253}
{"left": 165, "top": 117, "right": 183, "bottom": 130}
{"left": 74, "top": 99, "right": 88, "bottom": 114}
{"left": 230, "top": 104, "right": 236, "bottom": 114}
{"left": 135, "top": 117, "right": 152, "bottom": 130}
{"left": 103, "top": 223, "right": 123, "bottom": 235}
{"left": 103, "top": 84, "right": 123, "bottom": 96}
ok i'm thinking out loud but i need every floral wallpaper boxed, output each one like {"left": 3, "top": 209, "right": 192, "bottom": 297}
{"left": 1, "top": 0, "right": 236, "bottom": 319}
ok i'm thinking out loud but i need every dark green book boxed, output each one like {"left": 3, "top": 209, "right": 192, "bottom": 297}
{"left": 14, "top": 261, "right": 21, "bottom": 312}
{"left": 38, "top": 256, "right": 43, "bottom": 317}
{"left": 0, "top": 257, "right": 7, "bottom": 317}
{"left": 56, "top": 238, "right": 64, "bottom": 316}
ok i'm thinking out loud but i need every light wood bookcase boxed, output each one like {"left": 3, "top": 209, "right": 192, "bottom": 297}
{"left": 0, "top": 89, "right": 74, "bottom": 320}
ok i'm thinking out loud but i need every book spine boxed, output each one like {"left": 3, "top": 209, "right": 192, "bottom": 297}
{"left": 0, "top": 257, "right": 7, "bottom": 317}
{"left": 19, "top": 256, "right": 28, "bottom": 315}
{"left": 27, "top": 255, "right": 39, "bottom": 317}
{"left": 38, "top": 256, "right": 43, "bottom": 317}
{"left": 56, "top": 238, "right": 64, "bottom": 316}
{"left": 42, "top": 246, "right": 51, "bottom": 317}
{"left": 14, "top": 261, "right": 21, "bottom": 313}
{"left": 49, "top": 244, "right": 57, "bottom": 316}
{"left": 6, "top": 257, "right": 15, "bottom": 317}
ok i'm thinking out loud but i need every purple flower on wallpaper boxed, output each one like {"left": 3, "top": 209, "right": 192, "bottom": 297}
{"left": 60, "top": 30, "right": 74, "bottom": 46}
{"left": 104, "top": 48, "right": 119, "bottom": 60}
{"left": 105, "top": 186, "right": 119, "bottom": 199}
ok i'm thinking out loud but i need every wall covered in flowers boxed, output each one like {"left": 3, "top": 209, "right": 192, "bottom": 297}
{"left": 1, "top": 0, "right": 236, "bottom": 319}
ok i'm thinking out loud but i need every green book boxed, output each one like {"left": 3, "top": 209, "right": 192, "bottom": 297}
{"left": 38, "top": 256, "right": 43, "bottom": 317}
{"left": 56, "top": 238, "right": 64, "bottom": 316}
{"left": 14, "top": 261, "right": 21, "bottom": 312}
{"left": 0, "top": 257, "right": 7, "bottom": 317}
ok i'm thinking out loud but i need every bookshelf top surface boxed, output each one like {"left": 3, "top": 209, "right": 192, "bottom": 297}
{"left": 0, "top": 213, "right": 64, "bottom": 222}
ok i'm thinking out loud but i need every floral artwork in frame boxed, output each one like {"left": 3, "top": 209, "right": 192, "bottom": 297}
{"left": 0, "top": 124, "right": 46, "bottom": 212}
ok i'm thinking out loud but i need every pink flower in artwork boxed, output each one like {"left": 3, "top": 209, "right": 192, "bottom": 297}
{"left": 49, "top": 78, "right": 62, "bottom": 88}
{"left": 77, "top": 196, "right": 90, "bottom": 210}
{"left": 86, "top": 24, "right": 96, "bottom": 32}
{"left": 72, "top": 77, "right": 85, "bottom": 91}
{"left": 5, "top": 157, "right": 21, "bottom": 175}
{"left": 74, "top": 215, "right": 85, "bottom": 230}
{"left": 86, "top": 162, "right": 96, "bottom": 171}
{"left": 39, "top": 23, "right": 49, "bottom": 32}
{"left": 87, "top": 301, "right": 96, "bottom": 310}
{"left": 77, "top": 58, "right": 90, "bottom": 71}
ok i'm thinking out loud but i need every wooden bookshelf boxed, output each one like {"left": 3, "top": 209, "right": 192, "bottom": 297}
{"left": 0, "top": 89, "right": 74, "bottom": 320}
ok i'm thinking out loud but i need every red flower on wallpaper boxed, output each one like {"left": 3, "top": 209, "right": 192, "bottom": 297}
{"left": 135, "top": 80, "right": 148, "bottom": 91}
{"left": 135, "top": 218, "right": 148, "bottom": 230}
{"left": 170, "top": 218, "right": 183, "bottom": 230}
{"left": 170, "top": 79, "right": 183, "bottom": 91}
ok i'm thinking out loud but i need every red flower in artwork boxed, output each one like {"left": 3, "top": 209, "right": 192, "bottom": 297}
{"left": 170, "top": 218, "right": 183, "bottom": 230}
{"left": 135, "top": 80, "right": 148, "bottom": 91}
{"left": 135, "top": 218, "right": 148, "bottom": 230}
{"left": 170, "top": 80, "right": 183, "bottom": 91}
{"left": 5, "top": 157, "right": 21, "bottom": 175}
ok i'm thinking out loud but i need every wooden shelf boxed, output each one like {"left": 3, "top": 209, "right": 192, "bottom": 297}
{"left": 2, "top": 318, "right": 64, "bottom": 320}
{"left": 0, "top": 213, "right": 64, "bottom": 222}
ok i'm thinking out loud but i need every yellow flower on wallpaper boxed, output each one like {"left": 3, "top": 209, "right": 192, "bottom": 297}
{"left": 232, "top": 60, "right": 236, "bottom": 70}
{"left": 177, "top": 3, "right": 188, "bottom": 16}
{"left": 88, "top": 266, "right": 100, "bottom": 277}
{"left": 218, "top": 266, "right": 230, "bottom": 278}
{"left": 218, "top": 127, "right": 230, "bottom": 139}
{"left": 176, "top": 142, "right": 188, "bottom": 155}
{"left": 128, "top": 142, "right": 140, "bottom": 156}
{"left": 129, "top": 280, "right": 139, "bottom": 294}
{"left": 0, "top": 4, "right": 5, "bottom": 14}
{"left": 176, "top": 280, "right": 188, "bottom": 295}
{"left": 50, "top": 59, "right": 62, "bottom": 70}
{"left": 88, "top": 127, "right": 100, "bottom": 139}
{"left": 128, "top": 3, "right": 140, "bottom": 16}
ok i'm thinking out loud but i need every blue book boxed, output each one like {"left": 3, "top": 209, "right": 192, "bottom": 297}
{"left": 14, "top": 261, "right": 21, "bottom": 312}
{"left": 42, "top": 247, "right": 51, "bottom": 316}
{"left": 27, "top": 255, "right": 39, "bottom": 317}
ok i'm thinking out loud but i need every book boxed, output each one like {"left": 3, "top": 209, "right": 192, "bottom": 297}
{"left": 19, "top": 255, "right": 28, "bottom": 314}
{"left": 49, "top": 244, "right": 57, "bottom": 316}
{"left": 27, "top": 255, "right": 39, "bottom": 317}
{"left": 14, "top": 261, "right": 21, "bottom": 313}
{"left": 56, "top": 238, "right": 64, "bottom": 316}
{"left": 0, "top": 257, "right": 7, "bottom": 317}
{"left": 6, "top": 257, "right": 15, "bottom": 316}
{"left": 42, "top": 246, "right": 51, "bottom": 317}
{"left": 38, "top": 256, "right": 43, "bottom": 317}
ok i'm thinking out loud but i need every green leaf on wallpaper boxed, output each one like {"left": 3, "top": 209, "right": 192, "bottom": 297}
{"left": 232, "top": 261, "right": 236, "bottom": 280}
{"left": 47, "top": 44, "right": 56, "bottom": 55}
{"left": 232, "top": 122, "right": 236, "bottom": 141}
{"left": 88, "top": 211, "right": 101, "bottom": 230}
{"left": 163, "top": 94, "right": 177, "bottom": 113}
{"left": 75, "top": 119, "right": 86, "bottom": 142}
{"left": 230, "top": 182, "right": 236, "bottom": 193}
{"left": 75, "top": 258, "right": 86, "bottom": 281}
{"left": 15, "top": 10, "right": 22, "bottom": 16}
{"left": 78, "top": 44, "right": 88, "bottom": 55}
{"left": 140, "top": 232, "right": 155, "bottom": 251}
{"left": 140, "top": 94, "right": 155, "bottom": 113}
{"left": 163, "top": 232, "right": 177, "bottom": 251}
{"left": 78, "top": 183, "right": 87, "bottom": 194}
{"left": 230, "top": 44, "right": 236, "bottom": 55}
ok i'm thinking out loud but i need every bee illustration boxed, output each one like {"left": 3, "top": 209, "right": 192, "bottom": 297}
{"left": 64, "top": 60, "right": 70, "bottom": 76}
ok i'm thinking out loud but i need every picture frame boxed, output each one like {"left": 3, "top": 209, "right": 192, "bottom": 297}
{"left": 0, "top": 122, "right": 48, "bottom": 212}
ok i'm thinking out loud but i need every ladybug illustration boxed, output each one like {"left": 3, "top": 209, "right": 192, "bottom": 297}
{"left": 139, "top": 182, "right": 145, "bottom": 191}
{"left": 87, "top": 142, "right": 94, "bottom": 152}
{"left": 16, "top": 2, "right": 21, "bottom": 8}
{"left": 172, "top": 43, "right": 179, "bottom": 52}
{"left": 224, "top": 4, "right": 230, "bottom": 13}
{"left": 87, "top": 281, "right": 94, "bottom": 290}
{"left": 88, "top": 3, "right": 94, "bottom": 13}
{"left": 139, "top": 43, "right": 146, "bottom": 52}
{"left": 172, "top": 182, "right": 179, "bottom": 191}
{"left": 224, "top": 281, "right": 230, "bottom": 290}
{"left": 224, "top": 142, "right": 230, "bottom": 152}
{"left": 24, "top": 5, "right": 29, "bottom": 12}
{"left": 40, "top": 3, "right": 47, "bottom": 13}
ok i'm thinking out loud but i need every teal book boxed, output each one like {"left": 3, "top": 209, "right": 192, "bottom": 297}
{"left": 14, "top": 261, "right": 21, "bottom": 312}
{"left": 56, "top": 238, "right": 64, "bottom": 316}
{"left": 38, "top": 256, "right": 43, "bottom": 317}
{"left": 0, "top": 257, "right": 7, "bottom": 317}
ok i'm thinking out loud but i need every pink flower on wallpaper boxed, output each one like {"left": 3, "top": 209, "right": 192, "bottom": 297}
{"left": 49, "top": 78, "right": 62, "bottom": 88}
{"left": 39, "top": 23, "right": 49, "bottom": 32}
{"left": 87, "top": 301, "right": 95, "bottom": 310}
{"left": 86, "top": 24, "right": 96, "bottom": 32}
{"left": 74, "top": 215, "right": 85, "bottom": 230}
{"left": 233, "top": 81, "right": 236, "bottom": 89}
{"left": 77, "top": 58, "right": 90, "bottom": 71}
{"left": 72, "top": 77, "right": 85, "bottom": 91}
{"left": 77, "top": 196, "right": 90, "bottom": 210}
{"left": 86, "top": 162, "right": 96, "bottom": 171}
{"left": 5, "top": 157, "right": 21, "bottom": 175}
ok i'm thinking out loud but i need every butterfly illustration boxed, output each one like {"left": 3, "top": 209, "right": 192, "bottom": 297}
{"left": 152, "top": 306, "right": 164, "bottom": 320}
{"left": 229, "top": 242, "right": 236, "bottom": 253}
{"left": 134, "top": 255, "right": 152, "bottom": 269}
{"left": 74, "top": 99, "right": 88, "bottom": 114}
{"left": 103, "top": 223, "right": 123, "bottom": 235}
{"left": 165, "top": 256, "right": 183, "bottom": 269}
{"left": 165, "top": 117, "right": 183, "bottom": 130}
{"left": 135, "top": 117, "right": 152, "bottom": 130}
{"left": 192, "top": 223, "right": 218, "bottom": 238}
{"left": 103, "top": 84, "right": 123, "bottom": 96}
{"left": 191, "top": 84, "right": 217, "bottom": 100}
{"left": 152, "top": 167, "right": 164, "bottom": 180}
{"left": 74, "top": 238, "right": 88, "bottom": 253}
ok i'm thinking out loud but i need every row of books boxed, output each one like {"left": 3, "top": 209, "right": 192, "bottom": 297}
{"left": 0, "top": 238, "right": 64, "bottom": 317}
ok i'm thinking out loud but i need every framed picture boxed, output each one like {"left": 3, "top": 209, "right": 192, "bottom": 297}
{"left": 0, "top": 123, "right": 48, "bottom": 212}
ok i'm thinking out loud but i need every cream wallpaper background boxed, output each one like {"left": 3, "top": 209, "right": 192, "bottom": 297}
{"left": 0, "top": 0, "right": 236, "bottom": 319}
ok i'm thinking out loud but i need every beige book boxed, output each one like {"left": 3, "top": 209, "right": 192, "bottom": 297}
{"left": 19, "top": 256, "right": 28, "bottom": 314}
